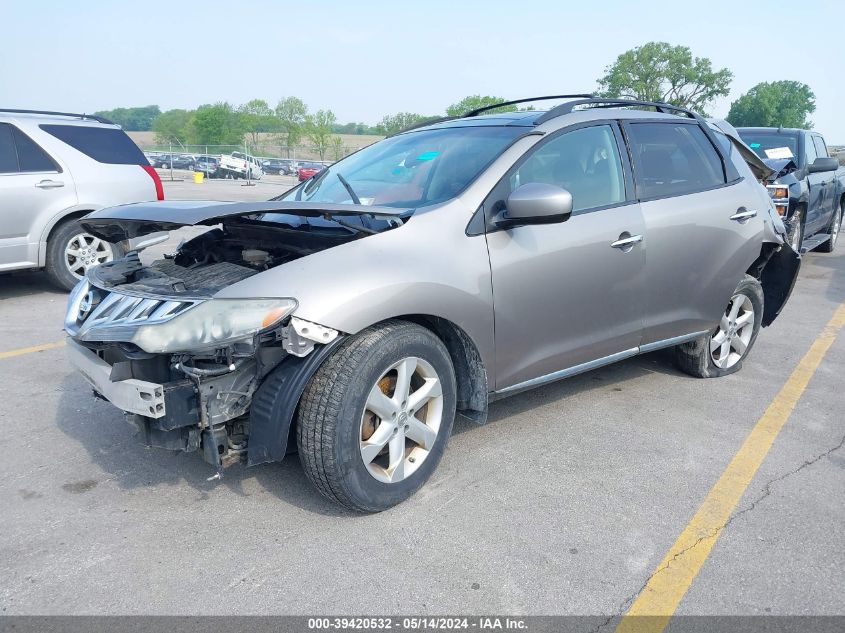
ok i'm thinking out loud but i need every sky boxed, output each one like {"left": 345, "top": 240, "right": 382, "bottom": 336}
{"left": 1, "top": 0, "right": 843, "bottom": 142}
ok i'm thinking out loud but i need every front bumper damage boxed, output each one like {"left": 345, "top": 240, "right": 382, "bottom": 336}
{"left": 66, "top": 299, "right": 342, "bottom": 471}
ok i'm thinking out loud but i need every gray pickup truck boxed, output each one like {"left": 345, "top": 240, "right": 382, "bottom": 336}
{"left": 737, "top": 127, "right": 845, "bottom": 253}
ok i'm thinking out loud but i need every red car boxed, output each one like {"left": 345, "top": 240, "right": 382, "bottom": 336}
{"left": 297, "top": 162, "right": 325, "bottom": 182}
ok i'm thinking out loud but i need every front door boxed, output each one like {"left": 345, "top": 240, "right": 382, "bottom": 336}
{"left": 484, "top": 123, "right": 645, "bottom": 391}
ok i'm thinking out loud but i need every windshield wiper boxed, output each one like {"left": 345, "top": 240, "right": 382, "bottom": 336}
{"left": 321, "top": 212, "right": 378, "bottom": 235}
{"left": 336, "top": 172, "right": 361, "bottom": 205}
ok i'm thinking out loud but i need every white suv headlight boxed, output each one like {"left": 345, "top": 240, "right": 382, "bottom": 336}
{"left": 131, "top": 298, "right": 296, "bottom": 353}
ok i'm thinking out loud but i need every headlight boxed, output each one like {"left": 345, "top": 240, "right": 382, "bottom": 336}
{"left": 131, "top": 298, "right": 297, "bottom": 353}
{"left": 766, "top": 184, "right": 790, "bottom": 216}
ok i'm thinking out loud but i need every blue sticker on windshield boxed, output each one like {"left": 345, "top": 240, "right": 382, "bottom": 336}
{"left": 417, "top": 151, "right": 439, "bottom": 161}
{"left": 749, "top": 143, "right": 761, "bottom": 148}
{"left": 391, "top": 168, "right": 402, "bottom": 174}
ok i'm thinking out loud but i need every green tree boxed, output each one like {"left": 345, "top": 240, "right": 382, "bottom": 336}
{"left": 152, "top": 109, "right": 193, "bottom": 144}
{"left": 330, "top": 136, "right": 345, "bottom": 161}
{"left": 375, "top": 112, "right": 431, "bottom": 135}
{"left": 726, "top": 81, "right": 816, "bottom": 129}
{"left": 188, "top": 102, "right": 244, "bottom": 146}
{"left": 94, "top": 105, "right": 161, "bottom": 131}
{"left": 305, "top": 109, "right": 337, "bottom": 160}
{"left": 238, "top": 99, "right": 279, "bottom": 146}
{"left": 446, "top": 95, "right": 516, "bottom": 117}
{"left": 597, "top": 42, "right": 732, "bottom": 113}
{"left": 275, "top": 96, "right": 308, "bottom": 155}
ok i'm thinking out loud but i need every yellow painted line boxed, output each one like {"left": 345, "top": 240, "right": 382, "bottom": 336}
{"left": 0, "top": 340, "right": 66, "bottom": 360}
{"left": 617, "top": 303, "right": 845, "bottom": 633}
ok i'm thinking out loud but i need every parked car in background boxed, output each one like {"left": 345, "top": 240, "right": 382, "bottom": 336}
{"left": 261, "top": 159, "right": 288, "bottom": 175}
{"left": 219, "top": 151, "right": 263, "bottom": 180}
{"left": 297, "top": 162, "right": 324, "bottom": 181}
{"left": 279, "top": 159, "right": 298, "bottom": 175}
{"left": 737, "top": 127, "right": 845, "bottom": 253}
{"left": 0, "top": 109, "right": 164, "bottom": 290}
{"left": 64, "top": 96, "right": 798, "bottom": 511}
{"left": 194, "top": 155, "right": 220, "bottom": 178}
{"left": 154, "top": 153, "right": 195, "bottom": 170}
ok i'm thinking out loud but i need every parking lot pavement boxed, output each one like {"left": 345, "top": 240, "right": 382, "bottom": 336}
{"left": 0, "top": 179, "right": 843, "bottom": 616}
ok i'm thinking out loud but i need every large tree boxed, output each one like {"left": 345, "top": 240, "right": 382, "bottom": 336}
{"left": 275, "top": 96, "right": 308, "bottom": 154}
{"left": 152, "top": 109, "right": 192, "bottom": 145}
{"left": 597, "top": 42, "right": 732, "bottom": 113}
{"left": 446, "top": 95, "right": 516, "bottom": 117}
{"left": 726, "top": 81, "right": 815, "bottom": 129}
{"left": 304, "top": 110, "right": 337, "bottom": 160}
{"left": 188, "top": 102, "right": 244, "bottom": 147}
{"left": 238, "top": 99, "right": 278, "bottom": 146}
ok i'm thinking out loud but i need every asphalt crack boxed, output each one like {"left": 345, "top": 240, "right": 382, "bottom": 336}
{"left": 592, "top": 433, "right": 845, "bottom": 633}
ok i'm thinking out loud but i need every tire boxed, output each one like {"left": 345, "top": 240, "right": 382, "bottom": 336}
{"left": 161, "top": 163, "right": 170, "bottom": 170}
{"left": 787, "top": 207, "right": 804, "bottom": 252}
{"left": 297, "top": 320, "right": 457, "bottom": 512}
{"left": 674, "top": 275, "right": 764, "bottom": 378}
{"left": 818, "top": 200, "right": 842, "bottom": 253}
{"left": 45, "top": 219, "right": 125, "bottom": 291}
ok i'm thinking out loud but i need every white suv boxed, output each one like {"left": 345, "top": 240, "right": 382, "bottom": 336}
{"left": 0, "top": 109, "right": 164, "bottom": 290}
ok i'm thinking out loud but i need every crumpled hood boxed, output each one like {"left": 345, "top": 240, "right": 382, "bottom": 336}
{"left": 80, "top": 200, "right": 405, "bottom": 242}
{"left": 707, "top": 119, "right": 775, "bottom": 181}
{"left": 762, "top": 158, "right": 798, "bottom": 182}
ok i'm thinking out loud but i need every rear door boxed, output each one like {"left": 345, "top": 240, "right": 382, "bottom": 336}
{"left": 810, "top": 134, "right": 834, "bottom": 231}
{"left": 485, "top": 122, "right": 645, "bottom": 390}
{"left": 624, "top": 120, "right": 764, "bottom": 345}
{"left": 0, "top": 122, "right": 77, "bottom": 270}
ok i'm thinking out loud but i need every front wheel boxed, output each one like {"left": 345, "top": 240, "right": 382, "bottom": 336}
{"left": 45, "top": 219, "right": 124, "bottom": 291}
{"left": 297, "top": 320, "right": 457, "bottom": 512}
{"left": 674, "top": 275, "right": 764, "bottom": 378}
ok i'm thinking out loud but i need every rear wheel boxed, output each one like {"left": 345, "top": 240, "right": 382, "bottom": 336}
{"left": 297, "top": 320, "right": 456, "bottom": 512}
{"left": 818, "top": 200, "right": 842, "bottom": 253}
{"left": 45, "top": 219, "right": 124, "bottom": 291}
{"left": 674, "top": 275, "right": 763, "bottom": 378}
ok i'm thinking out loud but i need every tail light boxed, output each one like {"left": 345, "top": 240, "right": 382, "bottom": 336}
{"left": 142, "top": 165, "right": 165, "bottom": 200}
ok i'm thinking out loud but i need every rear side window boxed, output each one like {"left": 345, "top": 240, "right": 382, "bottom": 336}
{"left": 710, "top": 130, "right": 741, "bottom": 182}
{"left": 627, "top": 123, "right": 725, "bottom": 199}
{"left": 12, "top": 127, "right": 59, "bottom": 172}
{"left": 40, "top": 124, "right": 147, "bottom": 164}
{"left": 0, "top": 124, "right": 17, "bottom": 173}
{"left": 0, "top": 123, "right": 60, "bottom": 173}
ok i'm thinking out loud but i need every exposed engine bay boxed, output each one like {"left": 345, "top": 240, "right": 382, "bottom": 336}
{"left": 67, "top": 207, "right": 407, "bottom": 473}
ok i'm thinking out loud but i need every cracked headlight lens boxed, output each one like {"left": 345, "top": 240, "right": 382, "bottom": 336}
{"left": 131, "top": 298, "right": 296, "bottom": 353}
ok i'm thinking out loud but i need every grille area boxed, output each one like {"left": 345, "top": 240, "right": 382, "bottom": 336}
{"left": 65, "top": 279, "right": 199, "bottom": 342}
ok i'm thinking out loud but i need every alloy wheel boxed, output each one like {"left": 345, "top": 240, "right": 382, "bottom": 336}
{"left": 359, "top": 357, "right": 444, "bottom": 484}
{"left": 710, "top": 294, "right": 755, "bottom": 369}
{"left": 65, "top": 232, "right": 113, "bottom": 278}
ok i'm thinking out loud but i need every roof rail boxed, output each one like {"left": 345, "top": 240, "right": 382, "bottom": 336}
{"left": 0, "top": 109, "right": 114, "bottom": 125}
{"left": 463, "top": 94, "right": 595, "bottom": 117}
{"left": 534, "top": 98, "right": 701, "bottom": 125}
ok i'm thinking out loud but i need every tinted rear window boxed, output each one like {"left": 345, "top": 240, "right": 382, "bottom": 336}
{"left": 0, "top": 124, "right": 19, "bottom": 173}
{"left": 627, "top": 122, "right": 725, "bottom": 199}
{"left": 40, "top": 124, "right": 147, "bottom": 164}
{"left": 12, "top": 127, "right": 59, "bottom": 172}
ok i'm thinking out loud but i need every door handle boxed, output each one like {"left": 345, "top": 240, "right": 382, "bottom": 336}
{"left": 730, "top": 209, "right": 757, "bottom": 222}
{"left": 34, "top": 180, "right": 65, "bottom": 189}
{"left": 610, "top": 233, "right": 643, "bottom": 251}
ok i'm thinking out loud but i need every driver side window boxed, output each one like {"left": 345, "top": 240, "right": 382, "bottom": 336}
{"left": 510, "top": 125, "right": 625, "bottom": 212}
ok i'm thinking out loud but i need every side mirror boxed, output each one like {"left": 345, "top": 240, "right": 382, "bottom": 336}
{"left": 496, "top": 183, "right": 573, "bottom": 229}
{"left": 808, "top": 157, "right": 839, "bottom": 173}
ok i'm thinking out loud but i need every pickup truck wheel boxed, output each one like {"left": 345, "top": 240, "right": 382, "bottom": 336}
{"left": 787, "top": 208, "right": 804, "bottom": 252}
{"left": 818, "top": 201, "right": 842, "bottom": 253}
{"left": 297, "top": 320, "right": 456, "bottom": 512}
{"left": 674, "top": 275, "right": 763, "bottom": 379}
{"left": 45, "top": 219, "right": 124, "bottom": 291}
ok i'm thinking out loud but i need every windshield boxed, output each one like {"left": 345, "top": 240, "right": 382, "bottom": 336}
{"left": 282, "top": 126, "right": 525, "bottom": 209}
{"left": 737, "top": 131, "right": 799, "bottom": 160}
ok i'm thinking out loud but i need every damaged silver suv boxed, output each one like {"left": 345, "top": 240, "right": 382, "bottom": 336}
{"left": 65, "top": 96, "right": 799, "bottom": 512}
